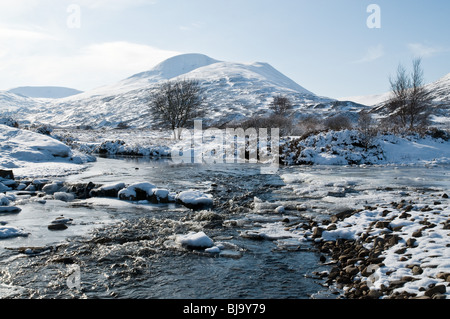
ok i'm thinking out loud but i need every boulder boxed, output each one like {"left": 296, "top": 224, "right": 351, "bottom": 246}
{"left": 424, "top": 284, "right": 446, "bottom": 298}
{"left": 176, "top": 231, "right": 214, "bottom": 249}
{"left": 0, "top": 206, "right": 22, "bottom": 214}
{"left": 53, "top": 192, "right": 75, "bottom": 202}
{"left": 0, "top": 170, "right": 14, "bottom": 180}
{"left": 175, "top": 190, "right": 213, "bottom": 210}
{"left": 90, "top": 182, "right": 126, "bottom": 198}
{"left": 118, "top": 182, "right": 156, "bottom": 201}
{"left": 42, "top": 182, "right": 64, "bottom": 195}
{"left": 0, "top": 182, "right": 11, "bottom": 193}
{"left": 48, "top": 223, "right": 68, "bottom": 231}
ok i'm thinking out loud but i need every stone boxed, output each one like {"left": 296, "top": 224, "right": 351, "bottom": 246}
{"left": 406, "top": 238, "right": 417, "bottom": 248}
{"left": 394, "top": 247, "right": 407, "bottom": 254}
{"left": 375, "top": 221, "right": 390, "bottom": 229}
{"left": 344, "top": 265, "right": 359, "bottom": 276}
{"left": 312, "top": 227, "right": 323, "bottom": 238}
{"left": 412, "top": 230, "right": 422, "bottom": 238}
{"left": 436, "top": 272, "right": 450, "bottom": 282}
{"left": 424, "top": 284, "right": 446, "bottom": 297}
{"left": 0, "top": 170, "right": 14, "bottom": 180}
{"left": 373, "top": 237, "right": 385, "bottom": 248}
{"left": 90, "top": 182, "right": 126, "bottom": 198}
{"left": 385, "top": 234, "right": 399, "bottom": 247}
{"left": 412, "top": 265, "right": 423, "bottom": 275}
{"left": 48, "top": 223, "right": 68, "bottom": 231}
{"left": 42, "top": 182, "right": 63, "bottom": 195}
{"left": 0, "top": 206, "right": 22, "bottom": 214}
{"left": 367, "top": 289, "right": 382, "bottom": 299}
{"left": 330, "top": 209, "right": 356, "bottom": 223}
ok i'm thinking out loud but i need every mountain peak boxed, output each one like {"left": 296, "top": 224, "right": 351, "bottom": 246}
{"left": 129, "top": 53, "right": 220, "bottom": 81}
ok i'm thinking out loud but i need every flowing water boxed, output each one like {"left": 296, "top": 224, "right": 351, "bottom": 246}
{"left": 0, "top": 157, "right": 449, "bottom": 299}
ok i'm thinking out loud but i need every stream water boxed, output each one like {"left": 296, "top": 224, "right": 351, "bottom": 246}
{"left": 0, "top": 157, "right": 449, "bottom": 299}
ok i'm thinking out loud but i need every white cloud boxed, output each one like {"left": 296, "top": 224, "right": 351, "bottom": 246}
{"left": 0, "top": 40, "right": 180, "bottom": 90}
{"left": 179, "top": 22, "right": 204, "bottom": 32}
{"left": 75, "top": 0, "right": 156, "bottom": 10}
{"left": 354, "top": 44, "right": 385, "bottom": 64}
{"left": 0, "top": 27, "right": 57, "bottom": 40}
{"left": 407, "top": 43, "right": 445, "bottom": 58}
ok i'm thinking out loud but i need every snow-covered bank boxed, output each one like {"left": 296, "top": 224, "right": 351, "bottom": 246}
{"left": 309, "top": 193, "right": 449, "bottom": 299}
{"left": 57, "top": 127, "right": 450, "bottom": 168}
{"left": 281, "top": 130, "right": 450, "bottom": 166}
{"left": 0, "top": 124, "right": 95, "bottom": 178}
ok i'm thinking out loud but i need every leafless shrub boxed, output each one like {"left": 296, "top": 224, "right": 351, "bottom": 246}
{"left": 324, "top": 114, "right": 352, "bottom": 131}
{"left": 386, "top": 58, "right": 433, "bottom": 131}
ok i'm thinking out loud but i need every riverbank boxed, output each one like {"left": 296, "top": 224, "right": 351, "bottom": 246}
{"left": 304, "top": 191, "right": 449, "bottom": 299}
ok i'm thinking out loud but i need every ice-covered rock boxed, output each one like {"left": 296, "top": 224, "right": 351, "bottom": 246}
{"left": 53, "top": 192, "right": 75, "bottom": 202}
{"left": 205, "top": 246, "right": 221, "bottom": 254}
{"left": 0, "top": 170, "right": 14, "bottom": 180}
{"left": 175, "top": 190, "right": 213, "bottom": 210}
{"left": 42, "top": 182, "right": 64, "bottom": 195}
{"left": 176, "top": 231, "right": 214, "bottom": 249}
{"left": 118, "top": 182, "right": 157, "bottom": 201}
{"left": 0, "top": 226, "right": 28, "bottom": 239}
{"left": 0, "top": 182, "right": 11, "bottom": 193}
{"left": 117, "top": 182, "right": 173, "bottom": 204}
{"left": 0, "top": 206, "right": 22, "bottom": 214}
{"left": 0, "top": 194, "right": 10, "bottom": 206}
{"left": 90, "top": 182, "right": 126, "bottom": 198}
{"left": 274, "top": 206, "right": 285, "bottom": 213}
{"left": 149, "top": 188, "right": 170, "bottom": 203}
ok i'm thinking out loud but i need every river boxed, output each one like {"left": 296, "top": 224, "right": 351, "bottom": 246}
{"left": 0, "top": 157, "right": 449, "bottom": 299}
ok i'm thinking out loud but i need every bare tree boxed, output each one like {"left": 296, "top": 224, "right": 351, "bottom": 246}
{"left": 150, "top": 79, "right": 206, "bottom": 139}
{"left": 408, "top": 58, "right": 433, "bottom": 129}
{"left": 358, "top": 109, "right": 377, "bottom": 150}
{"left": 387, "top": 58, "right": 433, "bottom": 131}
{"left": 269, "top": 95, "right": 293, "bottom": 116}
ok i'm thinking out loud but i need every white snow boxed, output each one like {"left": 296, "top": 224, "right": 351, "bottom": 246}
{"left": 326, "top": 204, "right": 449, "bottom": 298}
{"left": 53, "top": 192, "right": 75, "bottom": 202}
{"left": 0, "top": 226, "right": 28, "bottom": 239}
{"left": 282, "top": 130, "right": 450, "bottom": 166}
{"left": 175, "top": 190, "right": 213, "bottom": 208}
{"left": 176, "top": 231, "right": 214, "bottom": 248}
{"left": 338, "top": 92, "right": 391, "bottom": 106}
{"left": 2, "top": 53, "right": 334, "bottom": 129}
{"left": 0, "top": 124, "right": 94, "bottom": 178}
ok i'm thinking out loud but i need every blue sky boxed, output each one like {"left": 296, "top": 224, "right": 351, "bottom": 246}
{"left": 0, "top": 0, "right": 449, "bottom": 98}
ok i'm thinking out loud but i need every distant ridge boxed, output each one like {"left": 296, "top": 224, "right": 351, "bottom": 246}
{"left": 8, "top": 86, "right": 83, "bottom": 99}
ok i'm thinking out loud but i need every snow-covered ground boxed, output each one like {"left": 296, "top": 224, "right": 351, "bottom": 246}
{"left": 0, "top": 124, "right": 95, "bottom": 178}
{"left": 282, "top": 130, "right": 450, "bottom": 166}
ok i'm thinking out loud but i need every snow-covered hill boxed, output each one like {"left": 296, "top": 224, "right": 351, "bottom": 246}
{"left": 0, "top": 91, "right": 40, "bottom": 115}
{"left": 338, "top": 73, "right": 450, "bottom": 127}
{"left": 8, "top": 86, "right": 83, "bottom": 99}
{"left": 340, "top": 73, "right": 450, "bottom": 107}
{"left": 1, "top": 53, "right": 366, "bottom": 129}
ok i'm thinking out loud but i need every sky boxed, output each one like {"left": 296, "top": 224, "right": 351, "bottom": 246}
{"left": 0, "top": 0, "right": 449, "bottom": 98}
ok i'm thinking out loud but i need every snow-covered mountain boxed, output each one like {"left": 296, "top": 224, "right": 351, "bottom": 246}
{"left": 338, "top": 73, "right": 450, "bottom": 126}
{"left": 340, "top": 73, "right": 450, "bottom": 107}
{"left": 8, "top": 86, "right": 83, "bottom": 99}
{"left": 0, "top": 53, "right": 368, "bottom": 128}
{"left": 0, "top": 91, "right": 40, "bottom": 114}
